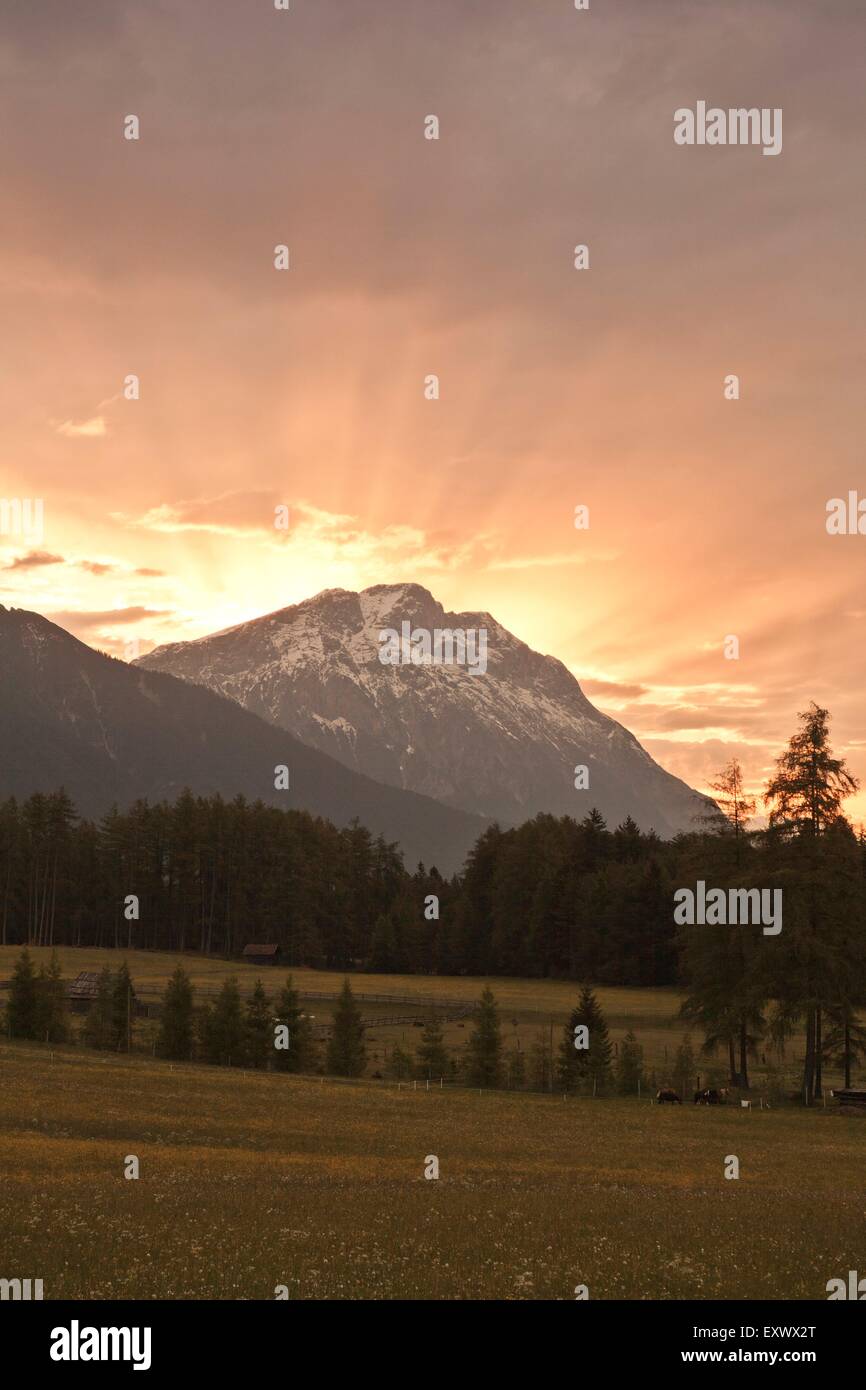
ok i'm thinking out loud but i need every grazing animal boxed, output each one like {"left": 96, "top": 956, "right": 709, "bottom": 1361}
{"left": 694, "top": 1087, "right": 728, "bottom": 1105}
{"left": 656, "top": 1088, "right": 682, "bottom": 1104}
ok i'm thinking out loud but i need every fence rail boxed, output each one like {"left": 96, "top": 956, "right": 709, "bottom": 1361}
{"left": 127, "top": 983, "right": 478, "bottom": 1011}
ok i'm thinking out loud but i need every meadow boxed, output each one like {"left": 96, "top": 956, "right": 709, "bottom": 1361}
{"left": 0, "top": 945, "right": 839, "bottom": 1095}
{"left": 1, "top": 1039, "right": 863, "bottom": 1301}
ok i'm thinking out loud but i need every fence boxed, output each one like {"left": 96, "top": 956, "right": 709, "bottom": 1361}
{"left": 129, "top": 983, "right": 478, "bottom": 1012}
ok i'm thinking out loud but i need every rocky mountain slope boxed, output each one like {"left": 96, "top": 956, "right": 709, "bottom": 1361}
{"left": 137, "top": 584, "right": 711, "bottom": 836}
{"left": 0, "top": 604, "right": 487, "bottom": 872}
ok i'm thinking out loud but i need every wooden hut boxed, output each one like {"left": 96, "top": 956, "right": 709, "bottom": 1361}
{"left": 242, "top": 943, "right": 281, "bottom": 967}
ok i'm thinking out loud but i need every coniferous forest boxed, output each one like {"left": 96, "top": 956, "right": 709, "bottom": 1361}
{"left": 0, "top": 710, "right": 863, "bottom": 999}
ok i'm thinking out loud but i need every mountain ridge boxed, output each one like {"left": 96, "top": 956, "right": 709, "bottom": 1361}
{"left": 137, "top": 583, "right": 713, "bottom": 837}
{"left": 0, "top": 603, "right": 487, "bottom": 873}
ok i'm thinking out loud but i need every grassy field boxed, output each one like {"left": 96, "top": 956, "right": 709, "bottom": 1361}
{"left": 0, "top": 945, "right": 844, "bottom": 1094}
{"left": 1, "top": 1039, "right": 863, "bottom": 1300}
{"left": 0, "top": 944, "right": 682, "bottom": 1015}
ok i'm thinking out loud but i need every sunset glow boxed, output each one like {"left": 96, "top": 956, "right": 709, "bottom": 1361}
{"left": 2, "top": 0, "right": 864, "bottom": 822}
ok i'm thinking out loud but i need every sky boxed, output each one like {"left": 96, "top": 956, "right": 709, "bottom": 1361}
{"left": 1, "top": 0, "right": 865, "bottom": 822}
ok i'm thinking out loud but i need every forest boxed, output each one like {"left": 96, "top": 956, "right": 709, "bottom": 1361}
{"left": 1, "top": 704, "right": 864, "bottom": 1102}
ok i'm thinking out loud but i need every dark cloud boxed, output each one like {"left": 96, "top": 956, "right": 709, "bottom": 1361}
{"left": 3, "top": 550, "right": 64, "bottom": 570}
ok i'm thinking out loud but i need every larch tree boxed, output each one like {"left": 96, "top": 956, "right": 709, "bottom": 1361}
{"left": 158, "top": 964, "right": 194, "bottom": 1060}
{"left": 326, "top": 978, "right": 366, "bottom": 1077}
{"left": 764, "top": 705, "right": 861, "bottom": 1104}
{"left": 466, "top": 985, "right": 504, "bottom": 1088}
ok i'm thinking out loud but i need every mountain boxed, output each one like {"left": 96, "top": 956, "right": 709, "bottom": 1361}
{"left": 137, "top": 583, "right": 713, "bottom": 836}
{"left": 0, "top": 605, "right": 487, "bottom": 873}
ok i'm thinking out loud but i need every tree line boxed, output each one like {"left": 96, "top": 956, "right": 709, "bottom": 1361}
{"left": 3, "top": 952, "right": 676, "bottom": 1096}
{"left": 0, "top": 792, "right": 686, "bottom": 978}
{"left": 1, "top": 702, "right": 864, "bottom": 1104}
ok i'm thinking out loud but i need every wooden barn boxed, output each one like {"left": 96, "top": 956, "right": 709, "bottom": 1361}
{"left": 242, "top": 943, "right": 282, "bottom": 967}
{"left": 65, "top": 971, "right": 100, "bottom": 1014}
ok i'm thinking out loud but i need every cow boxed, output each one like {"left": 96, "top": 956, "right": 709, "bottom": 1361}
{"left": 656, "top": 1088, "right": 682, "bottom": 1104}
{"left": 694, "top": 1087, "right": 728, "bottom": 1105}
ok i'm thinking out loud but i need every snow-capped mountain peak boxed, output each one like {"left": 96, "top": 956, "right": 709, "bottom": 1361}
{"left": 137, "top": 584, "right": 711, "bottom": 835}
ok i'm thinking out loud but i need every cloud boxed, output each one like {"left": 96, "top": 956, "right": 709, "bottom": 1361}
{"left": 73, "top": 558, "right": 167, "bottom": 577}
{"left": 117, "top": 491, "right": 282, "bottom": 538}
{"left": 77, "top": 560, "right": 116, "bottom": 575}
{"left": 582, "top": 679, "right": 649, "bottom": 701}
{"left": 55, "top": 417, "right": 107, "bottom": 439}
{"left": 45, "top": 607, "right": 171, "bottom": 631}
{"left": 117, "top": 494, "right": 492, "bottom": 574}
{"left": 2, "top": 550, "right": 63, "bottom": 570}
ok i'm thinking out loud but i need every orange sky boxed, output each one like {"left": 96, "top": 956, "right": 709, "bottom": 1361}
{"left": 1, "top": 0, "right": 865, "bottom": 823}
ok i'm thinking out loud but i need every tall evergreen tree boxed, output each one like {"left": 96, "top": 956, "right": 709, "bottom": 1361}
{"left": 157, "top": 964, "right": 194, "bottom": 1060}
{"left": 824, "top": 1003, "right": 866, "bottom": 1089}
{"left": 273, "top": 975, "right": 315, "bottom": 1073}
{"left": 765, "top": 703, "right": 859, "bottom": 836}
{"left": 326, "top": 978, "right": 366, "bottom": 1077}
{"left": 6, "top": 947, "right": 39, "bottom": 1038}
{"left": 615, "top": 1030, "right": 645, "bottom": 1095}
{"left": 416, "top": 1011, "right": 450, "bottom": 1079}
{"left": 466, "top": 985, "right": 503, "bottom": 1088}
{"left": 244, "top": 979, "right": 272, "bottom": 1070}
{"left": 204, "top": 976, "right": 244, "bottom": 1066}
{"left": 764, "top": 706, "right": 861, "bottom": 1103}
{"left": 558, "top": 986, "right": 613, "bottom": 1093}
{"left": 35, "top": 949, "right": 68, "bottom": 1043}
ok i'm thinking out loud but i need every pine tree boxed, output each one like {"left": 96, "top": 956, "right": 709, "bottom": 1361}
{"left": 369, "top": 914, "right": 397, "bottom": 973}
{"left": 273, "top": 975, "right": 315, "bottom": 1073}
{"left": 110, "top": 961, "right": 136, "bottom": 1052}
{"left": 615, "top": 1030, "right": 645, "bottom": 1094}
{"left": 326, "top": 978, "right": 366, "bottom": 1077}
{"left": 416, "top": 1012, "right": 449, "bottom": 1079}
{"left": 466, "top": 985, "right": 503, "bottom": 1088}
{"left": 558, "top": 986, "right": 613, "bottom": 1094}
{"left": 158, "top": 964, "right": 194, "bottom": 1061}
{"left": 205, "top": 977, "right": 244, "bottom": 1066}
{"left": 765, "top": 702, "right": 858, "bottom": 835}
{"left": 824, "top": 1004, "right": 866, "bottom": 1088}
{"left": 244, "top": 979, "right": 272, "bottom": 1070}
{"left": 35, "top": 949, "right": 68, "bottom": 1043}
{"left": 83, "top": 967, "right": 114, "bottom": 1049}
{"left": 387, "top": 1043, "right": 414, "bottom": 1079}
{"left": 764, "top": 706, "right": 861, "bottom": 1103}
{"left": 6, "top": 947, "right": 39, "bottom": 1038}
